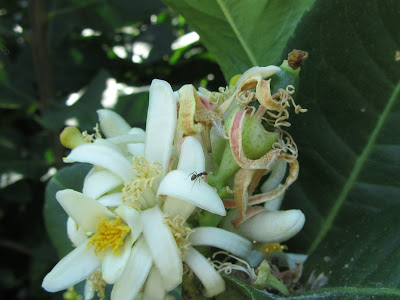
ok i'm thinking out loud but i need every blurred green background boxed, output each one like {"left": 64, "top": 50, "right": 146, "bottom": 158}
{"left": 0, "top": 1, "right": 224, "bottom": 298}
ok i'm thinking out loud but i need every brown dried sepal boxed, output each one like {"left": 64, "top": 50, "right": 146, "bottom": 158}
{"left": 233, "top": 168, "right": 256, "bottom": 216}
{"left": 247, "top": 159, "right": 299, "bottom": 206}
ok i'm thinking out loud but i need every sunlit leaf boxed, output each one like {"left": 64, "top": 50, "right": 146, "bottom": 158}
{"left": 162, "top": 0, "right": 315, "bottom": 80}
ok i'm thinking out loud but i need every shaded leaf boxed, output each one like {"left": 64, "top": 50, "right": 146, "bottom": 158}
{"left": 41, "top": 70, "right": 110, "bottom": 131}
{"left": 273, "top": 0, "right": 400, "bottom": 298}
{"left": 113, "top": 91, "right": 149, "bottom": 128}
{"left": 162, "top": 0, "right": 315, "bottom": 80}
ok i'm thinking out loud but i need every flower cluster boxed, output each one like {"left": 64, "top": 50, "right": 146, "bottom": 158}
{"left": 43, "top": 61, "right": 307, "bottom": 299}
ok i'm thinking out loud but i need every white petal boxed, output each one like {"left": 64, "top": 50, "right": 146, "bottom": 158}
{"left": 141, "top": 206, "right": 182, "bottom": 291}
{"left": 111, "top": 236, "right": 152, "bottom": 300}
{"left": 98, "top": 192, "right": 123, "bottom": 207}
{"left": 190, "top": 227, "right": 252, "bottom": 259}
{"left": 83, "top": 169, "right": 123, "bottom": 199}
{"left": 235, "top": 65, "right": 281, "bottom": 88}
{"left": 42, "top": 241, "right": 100, "bottom": 292}
{"left": 163, "top": 196, "right": 195, "bottom": 221}
{"left": 143, "top": 266, "right": 167, "bottom": 300}
{"left": 286, "top": 253, "right": 308, "bottom": 269}
{"left": 57, "top": 189, "right": 116, "bottom": 233}
{"left": 177, "top": 136, "right": 205, "bottom": 173}
{"left": 127, "top": 142, "right": 145, "bottom": 156}
{"left": 107, "top": 133, "right": 145, "bottom": 144}
{"left": 84, "top": 279, "right": 95, "bottom": 300}
{"left": 93, "top": 138, "right": 126, "bottom": 154}
{"left": 144, "top": 79, "right": 177, "bottom": 174}
{"left": 261, "top": 159, "right": 287, "bottom": 193}
{"left": 162, "top": 136, "right": 206, "bottom": 219}
{"left": 237, "top": 209, "right": 305, "bottom": 243}
{"left": 184, "top": 247, "right": 225, "bottom": 297}
{"left": 102, "top": 234, "right": 134, "bottom": 284}
{"left": 97, "top": 109, "right": 131, "bottom": 138}
{"left": 64, "top": 143, "right": 132, "bottom": 182}
{"left": 264, "top": 184, "right": 285, "bottom": 211}
{"left": 115, "top": 205, "right": 143, "bottom": 243}
{"left": 67, "top": 217, "right": 88, "bottom": 246}
{"left": 157, "top": 170, "right": 226, "bottom": 216}
{"left": 129, "top": 127, "right": 145, "bottom": 136}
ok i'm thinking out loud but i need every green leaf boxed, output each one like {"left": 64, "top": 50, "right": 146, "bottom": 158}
{"left": 113, "top": 91, "right": 149, "bottom": 128}
{"left": 278, "top": 0, "right": 400, "bottom": 297}
{"left": 162, "top": 0, "right": 314, "bottom": 80}
{"left": 302, "top": 204, "right": 400, "bottom": 299}
{"left": 44, "top": 163, "right": 91, "bottom": 258}
{"left": 217, "top": 276, "right": 274, "bottom": 300}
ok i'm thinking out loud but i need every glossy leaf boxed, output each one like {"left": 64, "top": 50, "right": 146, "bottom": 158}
{"left": 279, "top": 0, "right": 400, "bottom": 297}
{"left": 162, "top": 0, "right": 315, "bottom": 80}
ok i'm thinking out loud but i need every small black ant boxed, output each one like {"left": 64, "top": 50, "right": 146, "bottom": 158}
{"left": 189, "top": 171, "right": 209, "bottom": 185}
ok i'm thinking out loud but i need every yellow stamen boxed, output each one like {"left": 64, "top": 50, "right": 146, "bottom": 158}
{"left": 87, "top": 269, "right": 106, "bottom": 300}
{"left": 163, "top": 214, "right": 193, "bottom": 259}
{"left": 82, "top": 123, "right": 102, "bottom": 143}
{"left": 87, "top": 216, "right": 130, "bottom": 258}
{"left": 263, "top": 243, "right": 287, "bottom": 255}
{"left": 122, "top": 156, "right": 162, "bottom": 208}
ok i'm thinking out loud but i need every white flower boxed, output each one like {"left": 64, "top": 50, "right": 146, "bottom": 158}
{"left": 42, "top": 190, "right": 142, "bottom": 293}
{"left": 44, "top": 79, "right": 230, "bottom": 299}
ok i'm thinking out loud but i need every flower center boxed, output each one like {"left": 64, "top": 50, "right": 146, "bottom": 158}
{"left": 122, "top": 155, "right": 162, "bottom": 209}
{"left": 87, "top": 216, "right": 130, "bottom": 258}
{"left": 163, "top": 214, "right": 193, "bottom": 258}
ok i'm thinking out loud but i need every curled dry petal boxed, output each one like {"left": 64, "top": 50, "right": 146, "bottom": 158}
{"left": 217, "top": 66, "right": 280, "bottom": 115}
{"left": 229, "top": 109, "right": 280, "bottom": 170}
{"left": 233, "top": 168, "right": 255, "bottom": 216}
{"left": 178, "top": 84, "right": 203, "bottom": 135}
{"left": 235, "top": 66, "right": 281, "bottom": 88}
{"left": 248, "top": 159, "right": 299, "bottom": 206}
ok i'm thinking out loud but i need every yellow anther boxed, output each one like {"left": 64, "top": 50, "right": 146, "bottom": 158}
{"left": 87, "top": 216, "right": 130, "bottom": 258}
{"left": 163, "top": 214, "right": 193, "bottom": 259}
{"left": 87, "top": 269, "right": 106, "bottom": 300}
{"left": 122, "top": 156, "right": 162, "bottom": 208}
{"left": 263, "top": 243, "right": 287, "bottom": 255}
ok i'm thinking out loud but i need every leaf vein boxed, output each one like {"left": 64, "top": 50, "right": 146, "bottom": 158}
{"left": 307, "top": 78, "right": 400, "bottom": 254}
{"left": 216, "top": 0, "right": 258, "bottom": 67}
